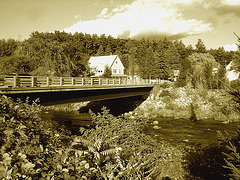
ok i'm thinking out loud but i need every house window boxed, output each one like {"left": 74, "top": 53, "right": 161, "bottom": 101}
{"left": 115, "top": 61, "right": 118, "bottom": 64}
{"left": 113, "top": 69, "right": 117, "bottom": 73}
{"left": 119, "top": 69, "right": 121, "bottom": 74}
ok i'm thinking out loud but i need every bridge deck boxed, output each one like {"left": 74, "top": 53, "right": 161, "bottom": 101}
{"left": 0, "top": 75, "right": 157, "bottom": 105}
{"left": 0, "top": 75, "right": 159, "bottom": 89}
{"left": 1, "top": 85, "right": 154, "bottom": 106}
{"left": 0, "top": 84, "right": 154, "bottom": 94}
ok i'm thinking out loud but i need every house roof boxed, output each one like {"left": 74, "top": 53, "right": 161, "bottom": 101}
{"left": 89, "top": 55, "right": 118, "bottom": 69}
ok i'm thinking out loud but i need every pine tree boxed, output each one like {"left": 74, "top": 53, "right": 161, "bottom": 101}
{"left": 96, "top": 45, "right": 104, "bottom": 56}
{"left": 102, "top": 65, "right": 112, "bottom": 78}
{"left": 195, "top": 39, "right": 207, "bottom": 53}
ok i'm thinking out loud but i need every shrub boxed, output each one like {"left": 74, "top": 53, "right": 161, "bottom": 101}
{"left": 159, "top": 81, "right": 172, "bottom": 88}
{"left": 222, "top": 129, "right": 240, "bottom": 180}
{"left": 230, "top": 79, "right": 240, "bottom": 90}
{"left": 0, "top": 96, "right": 186, "bottom": 179}
{"left": 184, "top": 129, "right": 240, "bottom": 180}
{"left": 80, "top": 107, "right": 186, "bottom": 179}
{"left": 184, "top": 143, "right": 231, "bottom": 180}
{"left": 0, "top": 96, "right": 72, "bottom": 179}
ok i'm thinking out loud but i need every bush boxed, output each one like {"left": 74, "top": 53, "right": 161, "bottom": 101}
{"left": 0, "top": 96, "right": 72, "bottom": 179}
{"left": 184, "top": 129, "right": 240, "bottom": 180}
{"left": 222, "top": 129, "right": 240, "bottom": 180}
{"left": 230, "top": 79, "right": 240, "bottom": 90}
{"left": 0, "top": 96, "right": 186, "bottom": 179}
{"left": 81, "top": 107, "right": 186, "bottom": 179}
{"left": 184, "top": 143, "right": 231, "bottom": 180}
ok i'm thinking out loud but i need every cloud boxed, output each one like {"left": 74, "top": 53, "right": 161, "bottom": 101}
{"left": 63, "top": 0, "right": 213, "bottom": 40}
{"left": 74, "top": 14, "right": 82, "bottom": 20}
{"left": 211, "top": 0, "right": 240, "bottom": 17}
{"left": 97, "top": 8, "right": 110, "bottom": 18}
{"left": 221, "top": 0, "right": 240, "bottom": 6}
{"left": 215, "top": 6, "right": 240, "bottom": 16}
{"left": 224, "top": 44, "right": 238, "bottom": 51}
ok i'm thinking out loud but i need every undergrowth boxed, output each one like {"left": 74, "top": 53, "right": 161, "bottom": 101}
{"left": 0, "top": 95, "right": 185, "bottom": 179}
{"left": 2, "top": 94, "right": 240, "bottom": 179}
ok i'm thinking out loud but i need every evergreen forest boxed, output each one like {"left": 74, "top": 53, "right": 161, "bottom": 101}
{"left": 1, "top": 31, "right": 240, "bottom": 87}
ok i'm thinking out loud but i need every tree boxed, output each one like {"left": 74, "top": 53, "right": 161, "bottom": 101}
{"left": 231, "top": 52, "right": 240, "bottom": 71}
{"left": 187, "top": 53, "right": 218, "bottom": 89}
{"left": 102, "top": 65, "right": 112, "bottom": 78}
{"left": 0, "top": 39, "right": 18, "bottom": 57}
{"left": 195, "top": 39, "right": 207, "bottom": 53}
{"left": 96, "top": 45, "right": 104, "bottom": 56}
{"left": 234, "top": 32, "right": 240, "bottom": 50}
{"left": 105, "top": 45, "right": 112, "bottom": 55}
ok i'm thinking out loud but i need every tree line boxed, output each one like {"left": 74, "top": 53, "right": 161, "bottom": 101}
{"left": 0, "top": 31, "right": 240, "bottom": 87}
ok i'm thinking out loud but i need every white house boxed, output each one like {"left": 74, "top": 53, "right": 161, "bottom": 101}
{"left": 89, "top": 55, "right": 126, "bottom": 77}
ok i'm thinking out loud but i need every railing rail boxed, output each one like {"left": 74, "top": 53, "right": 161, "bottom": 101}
{"left": 0, "top": 75, "right": 161, "bottom": 88}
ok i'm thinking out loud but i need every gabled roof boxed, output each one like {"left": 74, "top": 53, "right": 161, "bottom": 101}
{"left": 89, "top": 55, "right": 118, "bottom": 69}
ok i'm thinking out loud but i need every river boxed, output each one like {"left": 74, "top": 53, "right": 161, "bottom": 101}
{"left": 41, "top": 109, "right": 240, "bottom": 147}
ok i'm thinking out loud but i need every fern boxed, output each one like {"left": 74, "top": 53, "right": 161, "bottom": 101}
{"left": 222, "top": 136, "right": 240, "bottom": 180}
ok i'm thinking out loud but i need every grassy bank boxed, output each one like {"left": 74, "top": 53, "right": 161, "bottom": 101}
{"left": 131, "top": 83, "right": 240, "bottom": 122}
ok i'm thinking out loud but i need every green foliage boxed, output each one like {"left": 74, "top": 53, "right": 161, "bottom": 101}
{"left": 187, "top": 53, "right": 219, "bottom": 89}
{"left": 231, "top": 52, "right": 240, "bottom": 72}
{"left": 184, "top": 142, "right": 231, "bottom": 180}
{"left": 228, "top": 88, "right": 240, "bottom": 111}
{"left": 234, "top": 32, "right": 240, "bottom": 50}
{"left": 80, "top": 107, "right": 186, "bottom": 179}
{"left": 221, "top": 129, "right": 240, "bottom": 180}
{"left": 195, "top": 39, "right": 207, "bottom": 53}
{"left": 1, "top": 32, "right": 240, "bottom": 80}
{"left": 0, "top": 39, "right": 18, "bottom": 57}
{"left": 0, "top": 96, "right": 73, "bottom": 179}
{"left": 185, "top": 127, "right": 240, "bottom": 180}
{"left": 230, "top": 79, "right": 240, "bottom": 90}
{"left": 101, "top": 65, "right": 112, "bottom": 78}
{"left": 96, "top": 45, "right": 105, "bottom": 56}
{"left": 0, "top": 96, "right": 185, "bottom": 179}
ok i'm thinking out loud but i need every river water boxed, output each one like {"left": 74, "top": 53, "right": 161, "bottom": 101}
{"left": 41, "top": 109, "right": 240, "bottom": 147}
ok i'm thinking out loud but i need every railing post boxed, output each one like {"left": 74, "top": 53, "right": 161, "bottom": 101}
{"left": 91, "top": 78, "right": 94, "bottom": 85}
{"left": 46, "top": 77, "right": 49, "bottom": 87}
{"left": 82, "top": 78, "right": 85, "bottom": 85}
{"left": 113, "top": 79, "right": 115, "bottom": 85}
{"left": 99, "top": 78, "right": 101, "bottom": 85}
{"left": 106, "top": 79, "right": 109, "bottom": 85}
{"left": 71, "top": 78, "right": 75, "bottom": 86}
{"left": 31, "top": 76, "right": 35, "bottom": 87}
{"left": 60, "top": 77, "right": 63, "bottom": 86}
{"left": 13, "top": 76, "right": 17, "bottom": 87}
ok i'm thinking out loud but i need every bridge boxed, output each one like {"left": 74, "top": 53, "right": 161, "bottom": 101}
{"left": 0, "top": 75, "right": 158, "bottom": 106}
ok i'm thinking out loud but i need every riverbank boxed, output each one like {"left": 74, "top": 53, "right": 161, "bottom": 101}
{"left": 44, "top": 83, "right": 240, "bottom": 122}
{"left": 128, "top": 83, "right": 240, "bottom": 122}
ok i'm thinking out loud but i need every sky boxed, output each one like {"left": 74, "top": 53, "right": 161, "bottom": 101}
{"left": 0, "top": 0, "right": 240, "bottom": 51}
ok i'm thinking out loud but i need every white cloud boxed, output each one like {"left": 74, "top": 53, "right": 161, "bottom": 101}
{"left": 224, "top": 44, "right": 238, "bottom": 51}
{"left": 97, "top": 8, "right": 109, "bottom": 18}
{"left": 74, "top": 14, "right": 81, "bottom": 19}
{"left": 203, "top": 2, "right": 214, "bottom": 9}
{"left": 221, "top": 0, "right": 240, "bottom": 6}
{"left": 63, "top": 0, "right": 213, "bottom": 40}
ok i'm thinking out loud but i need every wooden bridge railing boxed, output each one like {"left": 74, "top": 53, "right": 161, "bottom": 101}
{"left": 0, "top": 75, "right": 160, "bottom": 88}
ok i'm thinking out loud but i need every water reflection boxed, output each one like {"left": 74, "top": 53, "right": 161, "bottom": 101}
{"left": 41, "top": 108, "right": 240, "bottom": 147}
{"left": 78, "top": 95, "right": 148, "bottom": 116}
